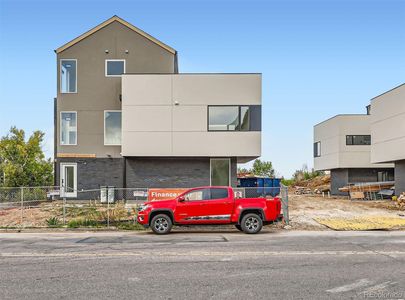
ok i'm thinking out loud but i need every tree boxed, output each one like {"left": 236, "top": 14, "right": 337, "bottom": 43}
{"left": 0, "top": 127, "right": 53, "bottom": 187}
{"left": 251, "top": 159, "right": 275, "bottom": 177}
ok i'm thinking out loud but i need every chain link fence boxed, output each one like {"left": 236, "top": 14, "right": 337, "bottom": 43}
{"left": 0, "top": 185, "right": 289, "bottom": 229}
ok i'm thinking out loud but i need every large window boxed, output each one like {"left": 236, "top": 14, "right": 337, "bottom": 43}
{"left": 208, "top": 105, "right": 260, "bottom": 131}
{"left": 104, "top": 111, "right": 122, "bottom": 145}
{"left": 105, "top": 60, "right": 125, "bottom": 77}
{"left": 346, "top": 135, "right": 371, "bottom": 145}
{"left": 210, "top": 158, "right": 231, "bottom": 186}
{"left": 60, "top": 112, "right": 77, "bottom": 145}
{"left": 313, "top": 141, "right": 321, "bottom": 157}
{"left": 60, "top": 59, "right": 77, "bottom": 93}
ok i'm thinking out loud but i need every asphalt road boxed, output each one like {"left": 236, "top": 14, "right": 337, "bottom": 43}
{"left": 0, "top": 230, "right": 405, "bottom": 300}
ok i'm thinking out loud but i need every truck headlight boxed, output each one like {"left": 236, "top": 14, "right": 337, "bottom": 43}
{"left": 137, "top": 204, "right": 150, "bottom": 212}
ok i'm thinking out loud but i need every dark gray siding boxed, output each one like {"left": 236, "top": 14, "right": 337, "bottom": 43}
{"left": 395, "top": 160, "right": 405, "bottom": 195}
{"left": 56, "top": 158, "right": 124, "bottom": 191}
{"left": 331, "top": 169, "right": 349, "bottom": 195}
{"left": 125, "top": 157, "right": 237, "bottom": 188}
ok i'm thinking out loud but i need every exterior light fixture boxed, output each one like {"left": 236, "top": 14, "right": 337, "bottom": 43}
{"left": 105, "top": 49, "right": 109, "bottom": 54}
{"left": 125, "top": 49, "right": 129, "bottom": 54}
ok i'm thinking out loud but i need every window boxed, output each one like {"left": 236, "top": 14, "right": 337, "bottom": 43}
{"left": 240, "top": 106, "right": 250, "bottom": 131}
{"left": 60, "top": 59, "right": 77, "bottom": 93}
{"left": 210, "top": 158, "right": 231, "bottom": 186}
{"left": 104, "top": 111, "right": 122, "bottom": 145}
{"left": 60, "top": 112, "right": 77, "bottom": 145}
{"left": 313, "top": 142, "right": 321, "bottom": 157}
{"left": 346, "top": 135, "right": 371, "bottom": 145}
{"left": 208, "top": 105, "right": 261, "bottom": 131}
{"left": 377, "top": 171, "right": 394, "bottom": 182}
{"left": 210, "top": 188, "right": 229, "bottom": 199}
{"left": 105, "top": 60, "right": 125, "bottom": 77}
{"left": 208, "top": 106, "right": 239, "bottom": 131}
{"left": 184, "top": 188, "right": 210, "bottom": 201}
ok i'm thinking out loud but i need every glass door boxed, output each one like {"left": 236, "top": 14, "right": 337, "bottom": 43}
{"left": 60, "top": 163, "right": 77, "bottom": 197}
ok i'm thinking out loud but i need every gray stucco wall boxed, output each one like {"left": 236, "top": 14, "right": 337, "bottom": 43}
{"left": 395, "top": 160, "right": 405, "bottom": 195}
{"left": 331, "top": 169, "right": 349, "bottom": 195}
{"left": 56, "top": 20, "right": 176, "bottom": 158}
{"left": 125, "top": 157, "right": 237, "bottom": 188}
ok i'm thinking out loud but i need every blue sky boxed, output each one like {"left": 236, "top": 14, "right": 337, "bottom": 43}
{"left": 0, "top": 0, "right": 404, "bottom": 177}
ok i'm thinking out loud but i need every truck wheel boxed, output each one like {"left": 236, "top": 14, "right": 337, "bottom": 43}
{"left": 150, "top": 214, "right": 172, "bottom": 235}
{"left": 241, "top": 213, "right": 263, "bottom": 234}
{"left": 235, "top": 224, "right": 243, "bottom": 231}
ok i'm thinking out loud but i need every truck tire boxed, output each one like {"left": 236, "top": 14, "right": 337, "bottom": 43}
{"left": 150, "top": 214, "right": 172, "bottom": 235}
{"left": 235, "top": 224, "right": 243, "bottom": 231}
{"left": 241, "top": 213, "right": 263, "bottom": 234}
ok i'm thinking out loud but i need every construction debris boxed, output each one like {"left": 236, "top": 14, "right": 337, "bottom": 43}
{"left": 396, "top": 193, "right": 405, "bottom": 210}
{"left": 293, "top": 175, "right": 331, "bottom": 194}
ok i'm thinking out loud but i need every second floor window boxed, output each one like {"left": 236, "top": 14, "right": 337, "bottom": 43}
{"left": 313, "top": 141, "right": 321, "bottom": 157}
{"left": 104, "top": 111, "right": 122, "bottom": 145}
{"left": 60, "top": 59, "right": 77, "bottom": 93}
{"left": 208, "top": 105, "right": 261, "bottom": 131}
{"left": 105, "top": 60, "right": 125, "bottom": 77}
{"left": 60, "top": 112, "right": 77, "bottom": 145}
{"left": 346, "top": 135, "right": 371, "bottom": 145}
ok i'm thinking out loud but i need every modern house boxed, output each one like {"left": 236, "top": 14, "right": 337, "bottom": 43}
{"left": 370, "top": 83, "right": 405, "bottom": 195}
{"left": 55, "top": 16, "right": 261, "bottom": 197}
{"left": 313, "top": 114, "right": 394, "bottom": 195}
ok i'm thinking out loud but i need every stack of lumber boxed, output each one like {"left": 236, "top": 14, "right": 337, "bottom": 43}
{"left": 338, "top": 181, "right": 395, "bottom": 193}
{"left": 397, "top": 193, "right": 405, "bottom": 210}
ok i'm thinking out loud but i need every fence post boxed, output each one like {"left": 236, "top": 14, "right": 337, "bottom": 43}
{"left": 281, "top": 185, "right": 289, "bottom": 225}
{"left": 62, "top": 186, "right": 66, "bottom": 225}
{"left": 107, "top": 187, "right": 110, "bottom": 228}
{"left": 20, "top": 187, "right": 24, "bottom": 226}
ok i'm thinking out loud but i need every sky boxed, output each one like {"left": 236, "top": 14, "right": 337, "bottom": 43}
{"left": 0, "top": 0, "right": 404, "bottom": 177}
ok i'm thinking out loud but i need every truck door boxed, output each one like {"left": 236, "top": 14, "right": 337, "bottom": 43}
{"left": 174, "top": 188, "right": 210, "bottom": 223}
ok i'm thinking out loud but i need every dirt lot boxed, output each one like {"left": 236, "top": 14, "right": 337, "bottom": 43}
{"left": 1, "top": 195, "right": 404, "bottom": 230}
{"left": 288, "top": 193, "right": 404, "bottom": 230}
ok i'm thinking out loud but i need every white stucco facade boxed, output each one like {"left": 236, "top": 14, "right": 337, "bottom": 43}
{"left": 314, "top": 114, "right": 393, "bottom": 171}
{"left": 370, "top": 84, "right": 405, "bottom": 163}
{"left": 121, "top": 74, "right": 262, "bottom": 162}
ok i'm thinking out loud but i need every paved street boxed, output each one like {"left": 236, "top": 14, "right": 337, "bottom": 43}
{"left": 1, "top": 230, "right": 405, "bottom": 299}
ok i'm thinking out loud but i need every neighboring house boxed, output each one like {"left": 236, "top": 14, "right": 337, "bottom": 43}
{"left": 314, "top": 114, "right": 394, "bottom": 196}
{"left": 55, "top": 16, "right": 261, "bottom": 198}
{"left": 370, "top": 83, "right": 405, "bottom": 196}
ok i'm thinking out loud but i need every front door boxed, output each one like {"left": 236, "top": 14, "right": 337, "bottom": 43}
{"left": 60, "top": 163, "right": 77, "bottom": 198}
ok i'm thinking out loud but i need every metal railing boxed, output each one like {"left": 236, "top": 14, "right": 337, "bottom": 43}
{"left": 0, "top": 186, "right": 289, "bottom": 228}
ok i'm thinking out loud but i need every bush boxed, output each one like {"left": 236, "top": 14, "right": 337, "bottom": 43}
{"left": 67, "top": 218, "right": 98, "bottom": 228}
{"left": 46, "top": 217, "right": 60, "bottom": 227}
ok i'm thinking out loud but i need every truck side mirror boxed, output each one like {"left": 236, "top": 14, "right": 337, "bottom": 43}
{"left": 178, "top": 196, "right": 185, "bottom": 202}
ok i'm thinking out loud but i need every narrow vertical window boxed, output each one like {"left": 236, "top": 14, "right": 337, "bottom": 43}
{"left": 60, "top": 59, "right": 77, "bottom": 93}
{"left": 313, "top": 142, "right": 321, "bottom": 157}
{"left": 60, "top": 112, "right": 77, "bottom": 145}
{"left": 210, "top": 158, "right": 231, "bottom": 186}
{"left": 240, "top": 106, "right": 250, "bottom": 131}
{"left": 104, "top": 111, "right": 122, "bottom": 145}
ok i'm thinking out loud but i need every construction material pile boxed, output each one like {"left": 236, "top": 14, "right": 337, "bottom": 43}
{"left": 294, "top": 175, "right": 330, "bottom": 195}
{"left": 338, "top": 181, "right": 395, "bottom": 200}
{"left": 396, "top": 193, "right": 405, "bottom": 210}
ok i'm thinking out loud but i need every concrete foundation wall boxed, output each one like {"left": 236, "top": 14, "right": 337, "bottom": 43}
{"left": 395, "top": 160, "right": 405, "bottom": 195}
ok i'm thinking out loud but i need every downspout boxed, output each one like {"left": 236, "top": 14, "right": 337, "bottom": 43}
{"left": 53, "top": 97, "right": 57, "bottom": 187}
{"left": 174, "top": 51, "right": 179, "bottom": 74}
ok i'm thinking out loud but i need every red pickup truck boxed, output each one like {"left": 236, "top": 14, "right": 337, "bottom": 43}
{"left": 136, "top": 186, "right": 282, "bottom": 234}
